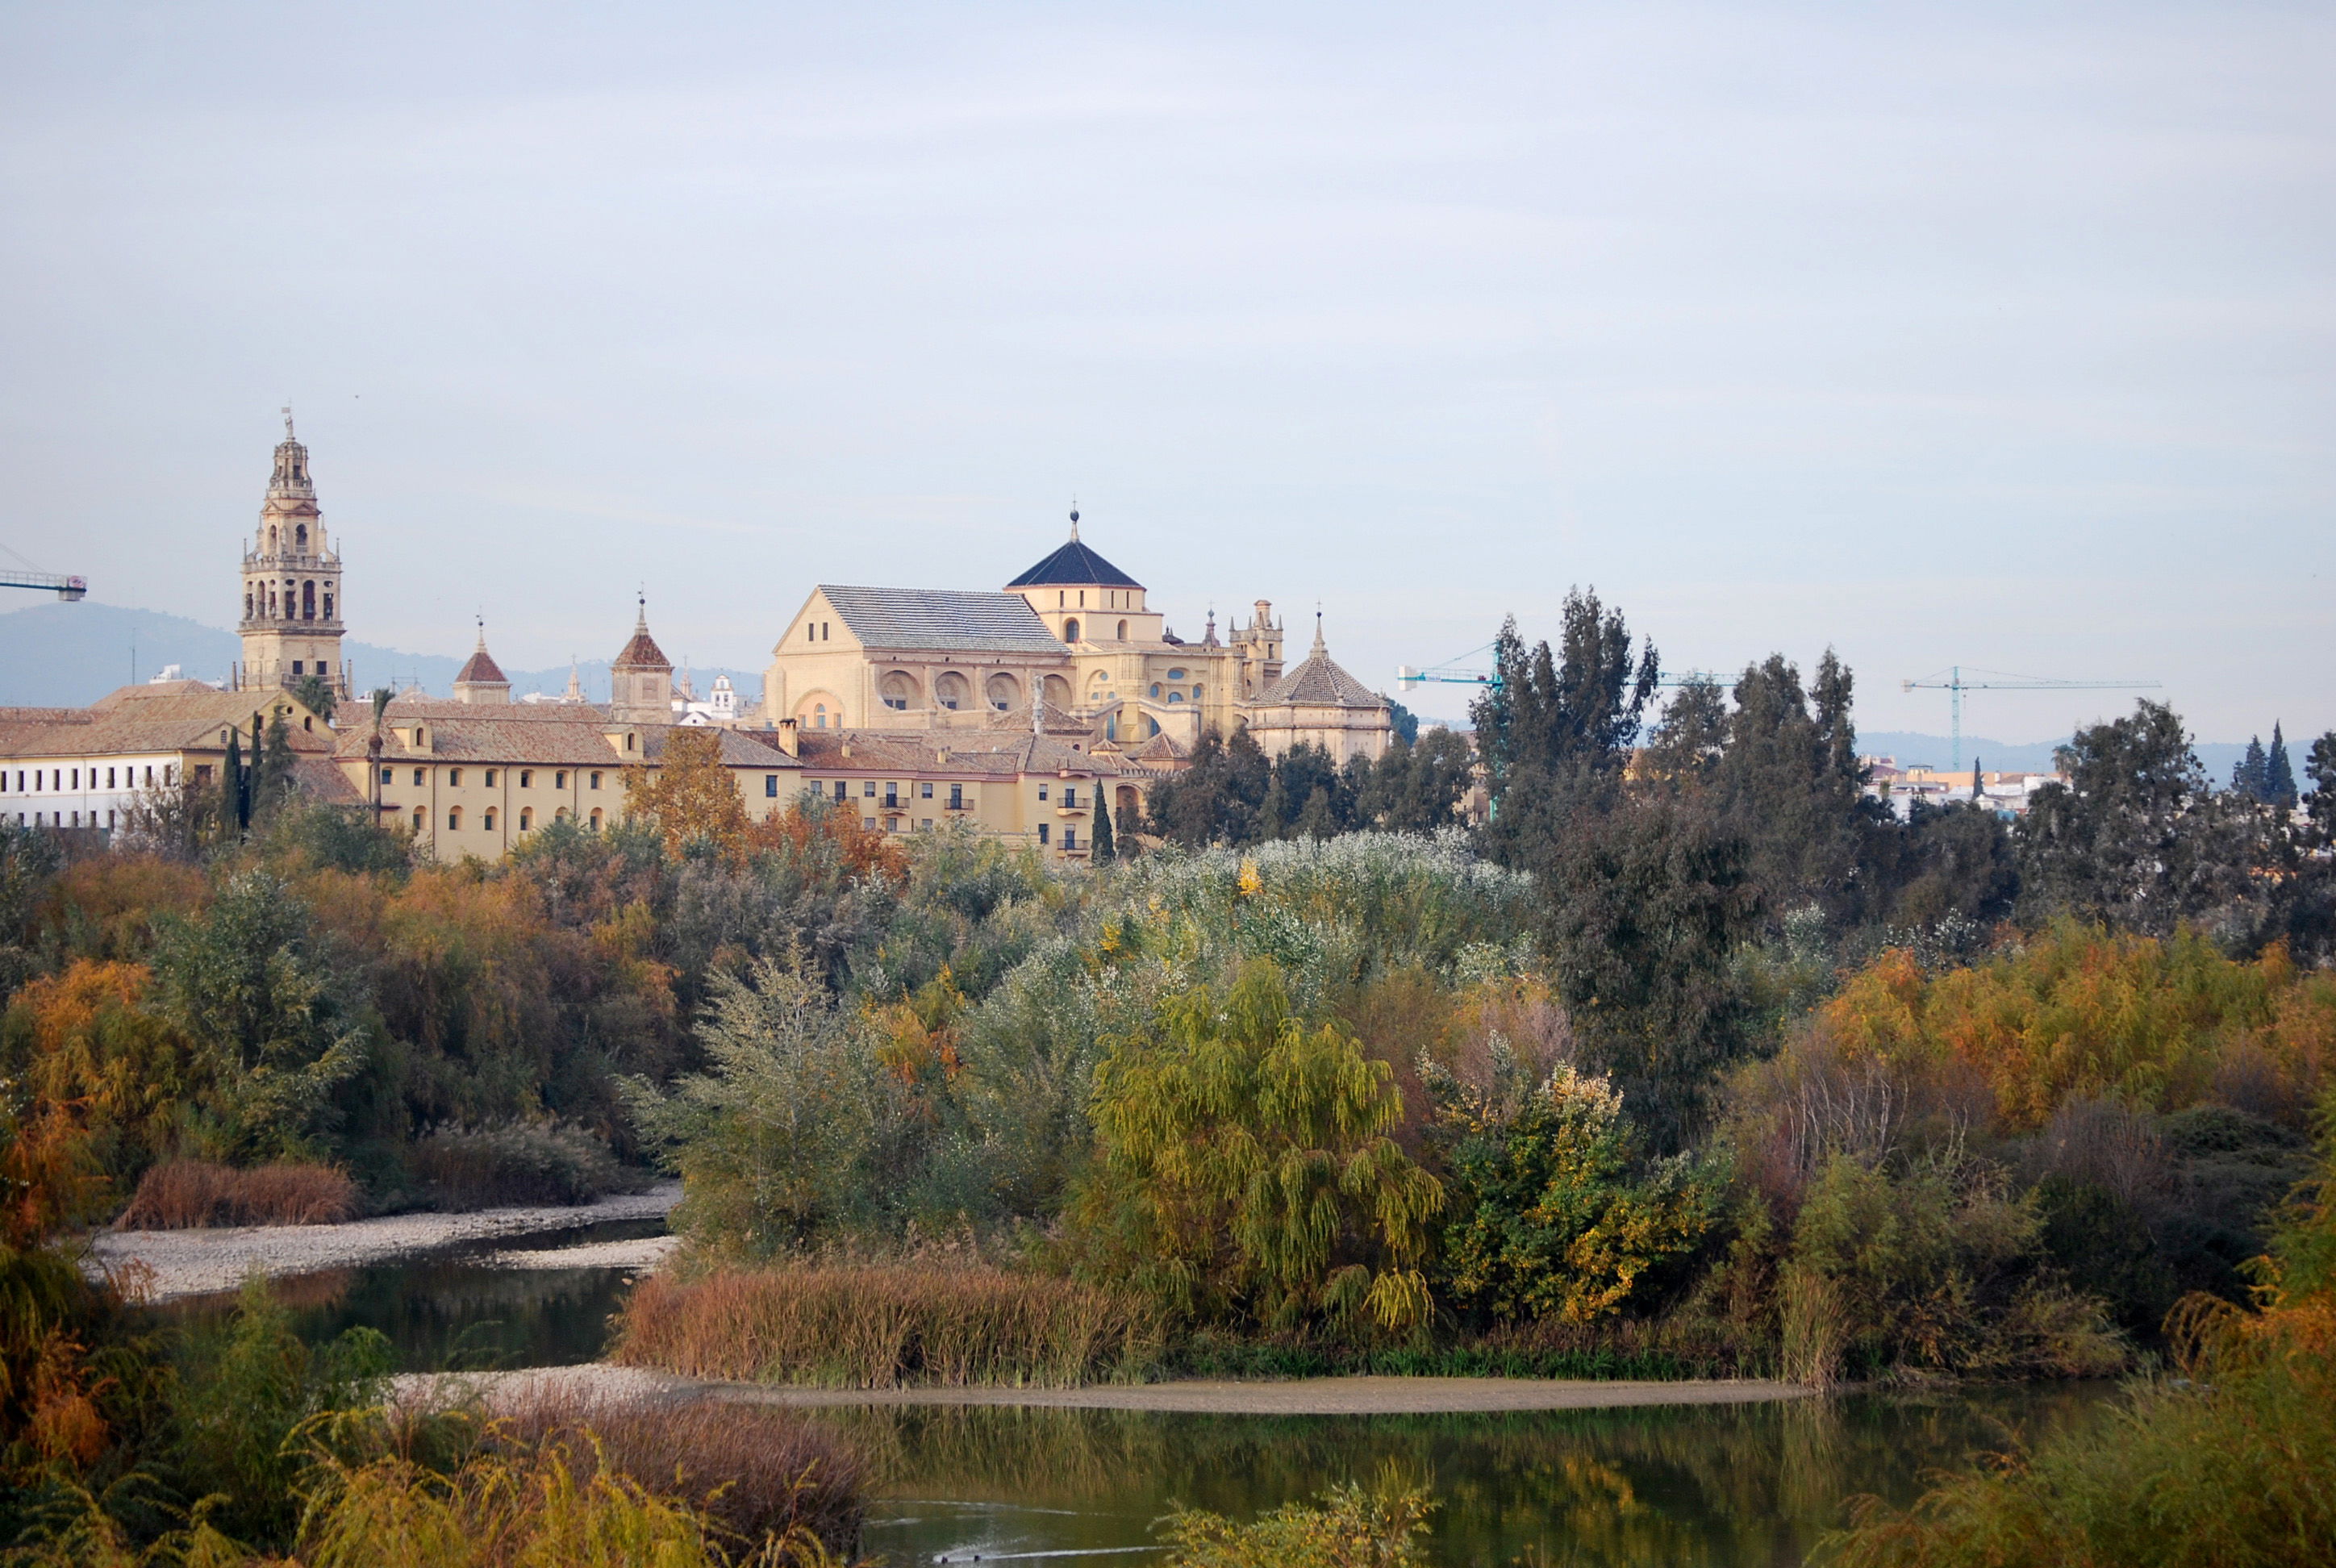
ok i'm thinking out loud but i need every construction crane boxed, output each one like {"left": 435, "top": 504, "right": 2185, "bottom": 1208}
{"left": 2, "top": 541, "right": 86, "bottom": 601}
{"left": 1900, "top": 666, "right": 2160, "bottom": 773}
{"left": 1397, "top": 644, "right": 1728, "bottom": 694}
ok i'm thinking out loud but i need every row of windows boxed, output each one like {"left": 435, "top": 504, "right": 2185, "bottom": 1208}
{"left": 380, "top": 766, "right": 604, "bottom": 790}
{"left": 857, "top": 815, "right": 1078, "bottom": 853}
{"left": 244, "top": 578, "right": 335, "bottom": 622}
{"left": 10, "top": 810, "right": 121, "bottom": 830}
{"left": 813, "top": 778, "right": 973, "bottom": 810}
{"left": 4, "top": 765, "right": 169, "bottom": 794}
{"left": 419, "top": 805, "right": 604, "bottom": 833}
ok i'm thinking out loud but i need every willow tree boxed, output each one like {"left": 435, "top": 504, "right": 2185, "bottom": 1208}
{"left": 1072, "top": 958, "right": 1442, "bottom": 1337}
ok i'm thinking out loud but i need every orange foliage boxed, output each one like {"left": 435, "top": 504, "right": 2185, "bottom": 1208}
{"left": 625, "top": 728, "right": 753, "bottom": 863}
{"left": 751, "top": 799, "right": 911, "bottom": 885}
{"left": 38, "top": 853, "right": 207, "bottom": 962}
{"left": 1817, "top": 924, "right": 2333, "bottom": 1129}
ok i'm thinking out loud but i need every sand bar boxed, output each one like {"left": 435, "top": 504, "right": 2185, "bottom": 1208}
{"left": 88, "top": 1183, "right": 680, "bottom": 1302}
{"left": 397, "top": 1364, "right": 1808, "bottom": 1417}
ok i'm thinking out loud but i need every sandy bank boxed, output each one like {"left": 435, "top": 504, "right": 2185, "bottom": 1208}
{"left": 90, "top": 1184, "right": 680, "bottom": 1302}
{"left": 398, "top": 1364, "right": 1808, "bottom": 1417}
{"left": 483, "top": 1234, "right": 681, "bottom": 1272}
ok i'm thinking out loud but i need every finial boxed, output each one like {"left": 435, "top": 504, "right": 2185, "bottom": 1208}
{"left": 475, "top": 612, "right": 487, "bottom": 650}
{"left": 1311, "top": 608, "right": 1327, "bottom": 658}
{"left": 282, "top": 405, "right": 294, "bottom": 440}
{"left": 1069, "top": 499, "right": 1080, "bottom": 541}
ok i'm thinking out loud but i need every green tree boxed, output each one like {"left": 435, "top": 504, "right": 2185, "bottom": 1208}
{"left": 151, "top": 870, "right": 369, "bottom": 1160}
{"left": 1072, "top": 960, "right": 1444, "bottom": 1335}
{"left": 2266, "top": 722, "right": 2297, "bottom": 807}
{"left": 1470, "top": 590, "right": 1658, "bottom": 806}
{"left": 2018, "top": 700, "right": 2260, "bottom": 936}
{"left": 1708, "top": 650, "right": 1884, "bottom": 927}
{"left": 1090, "top": 786, "right": 1116, "bottom": 861}
{"left": 1146, "top": 725, "right": 1272, "bottom": 847}
{"left": 2233, "top": 735, "right": 2269, "bottom": 801}
{"left": 1358, "top": 728, "right": 1476, "bottom": 834}
{"left": 290, "top": 672, "right": 338, "bottom": 723}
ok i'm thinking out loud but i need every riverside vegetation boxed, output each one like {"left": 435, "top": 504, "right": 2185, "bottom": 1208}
{"left": 2, "top": 590, "right": 2334, "bottom": 1562}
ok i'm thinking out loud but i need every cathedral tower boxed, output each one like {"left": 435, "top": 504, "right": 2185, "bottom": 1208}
{"left": 609, "top": 598, "right": 674, "bottom": 724}
{"left": 237, "top": 412, "right": 348, "bottom": 697}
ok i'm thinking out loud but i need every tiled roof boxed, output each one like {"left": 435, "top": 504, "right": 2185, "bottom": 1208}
{"left": 341, "top": 715, "right": 624, "bottom": 766}
{"left": 613, "top": 615, "right": 671, "bottom": 672}
{"left": 455, "top": 647, "right": 509, "bottom": 686}
{"left": 0, "top": 687, "right": 335, "bottom": 760}
{"left": 1254, "top": 651, "right": 1385, "bottom": 710}
{"left": 1005, "top": 537, "right": 1143, "bottom": 590}
{"left": 820, "top": 586, "right": 1069, "bottom": 654}
{"left": 640, "top": 727, "right": 803, "bottom": 770}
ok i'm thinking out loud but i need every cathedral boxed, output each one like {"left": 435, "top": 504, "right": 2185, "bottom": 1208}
{"left": 759, "top": 513, "right": 1394, "bottom": 764}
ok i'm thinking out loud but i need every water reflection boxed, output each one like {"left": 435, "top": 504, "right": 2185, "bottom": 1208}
{"left": 823, "top": 1386, "right": 2116, "bottom": 1567}
{"left": 152, "top": 1216, "right": 665, "bottom": 1371}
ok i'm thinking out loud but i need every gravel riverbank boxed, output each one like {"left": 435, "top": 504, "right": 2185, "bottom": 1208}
{"left": 88, "top": 1184, "right": 681, "bottom": 1302}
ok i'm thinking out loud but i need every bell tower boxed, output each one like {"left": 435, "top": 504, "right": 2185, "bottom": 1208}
{"left": 237, "top": 411, "right": 348, "bottom": 697}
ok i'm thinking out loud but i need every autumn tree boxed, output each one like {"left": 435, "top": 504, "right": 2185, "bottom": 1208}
{"left": 624, "top": 727, "right": 751, "bottom": 864}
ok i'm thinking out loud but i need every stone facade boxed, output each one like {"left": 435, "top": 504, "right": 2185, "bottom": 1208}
{"left": 236, "top": 413, "right": 349, "bottom": 697}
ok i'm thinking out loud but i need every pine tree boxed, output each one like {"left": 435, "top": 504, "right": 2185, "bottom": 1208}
{"left": 2267, "top": 723, "right": 2297, "bottom": 807}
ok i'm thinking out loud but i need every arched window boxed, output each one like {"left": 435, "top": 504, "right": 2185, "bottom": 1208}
{"left": 244, "top": 590, "right": 253, "bottom": 619}
{"left": 1063, "top": 618, "right": 1081, "bottom": 644}
{"left": 448, "top": 807, "right": 462, "bottom": 830}
{"left": 815, "top": 704, "right": 828, "bottom": 728}
{"left": 879, "top": 672, "right": 918, "bottom": 711}
{"left": 322, "top": 591, "right": 333, "bottom": 619}
{"left": 1193, "top": 683, "right": 1203, "bottom": 701}
{"left": 1150, "top": 684, "right": 1162, "bottom": 698}
{"left": 934, "top": 671, "right": 970, "bottom": 711}
{"left": 985, "top": 673, "right": 1020, "bottom": 711}
{"left": 268, "top": 527, "right": 277, "bottom": 553}
{"left": 1166, "top": 692, "right": 1183, "bottom": 703}
{"left": 296, "top": 524, "right": 308, "bottom": 551}
{"left": 589, "top": 808, "right": 603, "bottom": 832}
{"left": 302, "top": 582, "right": 315, "bottom": 619}
{"left": 1116, "top": 619, "right": 1128, "bottom": 640}
{"left": 555, "top": 807, "right": 570, "bottom": 822}
{"left": 483, "top": 807, "right": 497, "bottom": 831}
{"left": 411, "top": 807, "right": 424, "bottom": 831}
{"left": 519, "top": 807, "right": 534, "bottom": 831}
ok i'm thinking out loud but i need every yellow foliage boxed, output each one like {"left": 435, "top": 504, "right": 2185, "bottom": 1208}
{"left": 1816, "top": 924, "right": 2332, "bottom": 1129}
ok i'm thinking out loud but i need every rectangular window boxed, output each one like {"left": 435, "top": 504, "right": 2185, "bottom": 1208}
{"left": 1063, "top": 786, "right": 1078, "bottom": 808}
{"left": 292, "top": 661, "right": 303, "bottom": 675}
{"left": 862, "top": 816, "right": 876, "bottom": 831}
{"left": 920, "top": 818, "right": 933, "bottom": 831}
{"left": 862, "top": 781, "right": 875, "bottom": 798}
{"left": 107, "top": 768, "right": 116, "bottom": 788}
{"left": 380, "top": 766, "right": 393, "bottom": 783}
{"left": 449, "top": 768, "right": 464, "bottom": 786}
{"left": 832, "top": 781, "right": 847, "bottom": 802}
{"left": 1037, "top": 784, "right": 1049, "bottom": 801}
{"left": 194, "top": 765, "right": 214, "bottom": 784}
{"left": 484, "top": 769, "right": 498, "bottom": 786}
{"left": 590, "top": 772, "right": 603, "bottom": 790}
{"left": 520, "top": 769, "right": 533, "bottom": 787}
{"left": 413, "top": 768, "right": 425, "bottom": 786}
{"left": 144, "top": 765, "right": 153, "bottom": 786}
{"left": 765, "top": 774, "right": 778, "bottom": 796}
{"left": 920, "top": 782, "right": 933, "bottom": 799}
{"left": 1064, "top": 828, "right": 1077, "bottom": 851}
{"left": 71, "top": 769, "right": 79, "bottom": 788}
{"left": 1038, "top": 824, "right": 1049, "bottom": 845}
{"left": 949, "top": 784, "right": 964, "bottom": 809}
{"left": 556, "top": 770, "right": 568, "bottom": 788}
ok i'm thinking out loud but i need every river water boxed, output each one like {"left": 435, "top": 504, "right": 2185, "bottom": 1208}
{"left": 153, "top": 1225, "right": 2119, "bottom": 1566}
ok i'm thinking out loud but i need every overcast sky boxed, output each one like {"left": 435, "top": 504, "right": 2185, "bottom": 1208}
{"left": 3, "top": 2, "right": 2330, "bottom": 741}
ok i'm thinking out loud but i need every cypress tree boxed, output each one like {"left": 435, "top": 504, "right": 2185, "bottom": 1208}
{"left": 2267, "top": 723, "right": 2298, "bottom": 807}
{"left": 222, "top": 728, "right": 247, "bottom": 832}
{"left": 2234, "top": 736, "right": 2268, "bottom": 802}
{"left": 1090, "top": 786, "right": 1116, "bottom": 861}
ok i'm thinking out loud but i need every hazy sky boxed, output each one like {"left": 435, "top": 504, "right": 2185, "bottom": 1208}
{"left": 4, "top": 2, "right": 2330, "bottom": 740}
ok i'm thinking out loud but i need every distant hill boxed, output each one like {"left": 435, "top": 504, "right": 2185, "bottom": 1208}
{"left": 0, "top": 601, "right": 762, "bottom": 707}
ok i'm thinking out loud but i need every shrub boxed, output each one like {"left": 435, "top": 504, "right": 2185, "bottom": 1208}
{"left": 114, "top": 1159, "right": 358, "bottom": 1228}
{"left": 612, "top": 1262, "right": 1160, "bottom": 1387}
{"left": 407, "top": 1122, "right": 636, "bottom": 1210}
{"left": 1159, "top": 1483, "right": 1433, "bottom": 1567}
{"left": 1433, "top": 1061, "right": 1719, "bottom": 1325}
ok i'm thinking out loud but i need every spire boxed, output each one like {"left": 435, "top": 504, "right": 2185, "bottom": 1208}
{"left": 1311, "top": 609, "right": 1327, "bottom": 659}
{"left": 565, "top": 657, "right": 582, "bottom": 703}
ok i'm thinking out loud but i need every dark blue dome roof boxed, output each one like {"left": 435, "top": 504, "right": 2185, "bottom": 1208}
{"left": 1006, "top": 537, "right": 1143, "bottom": 590}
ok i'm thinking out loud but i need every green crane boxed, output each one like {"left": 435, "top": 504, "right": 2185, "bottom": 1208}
{"left": 1900, "top": 666, "right": 2160, "bottom": 773}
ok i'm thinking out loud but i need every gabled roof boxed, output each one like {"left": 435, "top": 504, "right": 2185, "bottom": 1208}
{"left": 0, "top": 687, "right": 333, "bottom": 759}
{"left": 1005, "top": 537, "right": 1142, "bottom": 590}
{"left": 820, "top": 586, "right": 1069, "bottom": 654}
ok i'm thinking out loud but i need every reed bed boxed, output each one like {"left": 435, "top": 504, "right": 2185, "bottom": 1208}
{"left": 114, "top": 1159, "right": 359, "bottom": 1228}
{"left": 489, "top": 1388, "right": 866, "bottom": 1553}
{"left": 614, "top": 1263, "right": 1162, "bottom": 1388}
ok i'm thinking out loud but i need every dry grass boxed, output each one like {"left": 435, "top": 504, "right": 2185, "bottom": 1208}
{"left": 614, "top": 1262, "right": 1162, "bottom": 1388}
{"left": 114, "top": 1159, "right": 359, "bottom": 1229}
{"left": 489, "top": 1389, "right": 865, "bottom": 1554}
